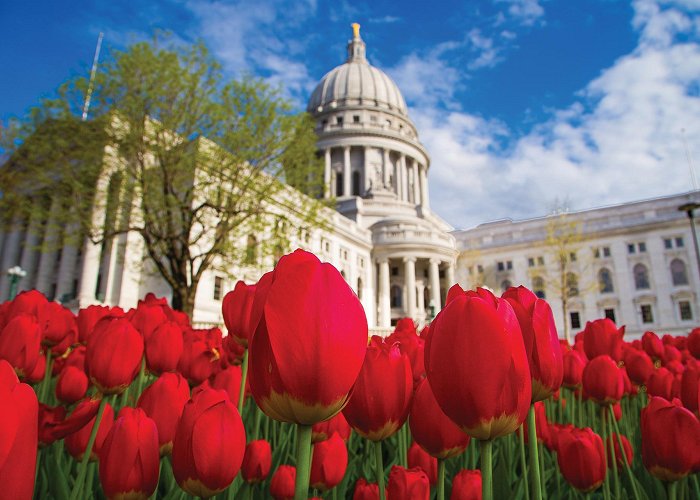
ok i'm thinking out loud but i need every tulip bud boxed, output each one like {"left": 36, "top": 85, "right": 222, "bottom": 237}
{"left": 178, "top": 328, "right": 221, "bottom": 385}
{"left": 172, "top": 386, "right": 246, "bottom": 497}
{"left": 0, "top": 359, "right": 38, "bottom": 500}
{"left": 606, "top": 433, "right": 633, "bottom": 470}
{"left": 409, "top": 378, "right": 470, "bottom": 459}
{"left": 680, "top": 366, "right": 699, "bottom": 415}
{"left": 310, "top": 433, "right": 348, "bottom": 491}
{"left": 130, "top": 304, "right": 168, "bottom": 342}
{"left": 624, "top": 349, "right": 654, "bottom": 386}
{"left": 241, "top": 439, "right": 272, "bottom": 483}
{"left": 210, "top": 365, "right": 243, "bottom": 405}
{"left": 65, "top": 401, "right": 115, "bottom": 461}
{"left": 386, "top": 465, "right": 430, "bottom": 500}
{"left": 76, "top": 305, "right": 113, "bottom": 344}
{"left": 99, "top": 407, "right": 159, "bottom": 500}
{"left": 270, "top": 465, "right": 296, "bottom": 500}
{"left": 642, "top": 331, "right": 664, "bottom": 361}
{"left": 137, "top": 372, "right": 190, "bottom": 455}
{"left": 353, "top": 478, "right": 381, "bottom": 500}
{"left": 407, "top": 442, "right": 437, "bottom": 486}
{"left": 38, "top": 403, "right": 67, "bottom": 446}
{"left": 647, "top": 367, "right": 674, "bottom": 401}
{"left": 86, "top": 317, "right": 143, "bottom": 394}
{"left": 641, "top": 396, "right": 700, "bottom": 481}
{"left": 343, "top": 337, "right": 413, "bottom": 441}
{"left": 312, "top": 411, "right": 352, "bottom": 443}
{"left": 7, "top": 290, "right": 47, "bottom": 321}
{"left": 562, "top": 350, "right": 586, "bottom": 389}
{"left": 688, "top": 328, "right": 700, "bottom": 359}
{"left": 249, "top": 250, "right": 368, "bottom": 425}
{"left": 450, "top": 469, "right": 482, "bottom": 500}
{"left": 37, "top": 302, "right": 77, "bottom": 351}
{"left": 145, "top": 321, "right": 183, "bottom": 375}
{"left": 55, "top": 365, "right": 88, "bottom": 404}
{"left": 222, "top": 281, "right": 256, "bottom": 347}
{"left": 582, "top": 355, "right": 624, "bottom": 405}
{"left": 556, "top": 427, "right": 606, "bottom": 492}
{"left": 0, "top": 313, "right": 41, "bottom": 378}
{"left": 582, "top": 319, "right": 624, "bottom": 361}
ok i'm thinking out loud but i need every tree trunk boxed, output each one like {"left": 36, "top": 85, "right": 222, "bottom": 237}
{"left": 171, "top": 286, "right": 196, "bottom": 320}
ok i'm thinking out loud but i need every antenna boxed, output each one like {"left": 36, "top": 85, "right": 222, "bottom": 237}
{"left": 82, "top": 32, "right": 104, "bottom": 121}
{"left": 681, "top": 128, "right": 698, "bottom": 191}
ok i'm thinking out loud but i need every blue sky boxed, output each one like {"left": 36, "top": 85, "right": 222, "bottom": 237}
{"left": 2, "top": 0, "right": 700, "bottom": 228}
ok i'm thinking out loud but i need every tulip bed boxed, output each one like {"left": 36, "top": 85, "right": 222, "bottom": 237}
{"left": 1, "top": 248, "right": 700, "bottom": 499}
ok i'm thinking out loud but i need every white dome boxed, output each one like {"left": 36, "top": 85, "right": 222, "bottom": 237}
{"left": 307, "top": 28, "right": 408, "bottom": 116}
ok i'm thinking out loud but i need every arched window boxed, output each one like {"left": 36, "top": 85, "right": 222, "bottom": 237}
{"left": 566, "top": 273, "right": 579, "bottom": 297}
{"left": 501, "top": 280, "right": 512, "bottom": 293}
{"left": 352, "top": 171, "right": 361, "bottom": 196}
{"left": 245, "top": 235, "right": 258, "bottom": 265}
{"left": 532, "top": 276, "right": 546, "bottom": 299}
{"left": 335, "top": 172, "right": 344, "bottom": 197}
{"left": 671, "top": 259, "right": 689, "bottom": 286}
{"left": 598, "top": 268, "right": 614, "bottom": 293}
{"left": 357, "top": 278, "right": 363, "bottom": 300}
{"left": 390, "top": 285, "right": 402, "bottom": 308}
{"left": 633, "top": 263, "right": 650, "bottom": 290}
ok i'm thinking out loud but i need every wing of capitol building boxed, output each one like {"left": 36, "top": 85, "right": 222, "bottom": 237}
{"left": 1, "top": 24, "right": 699, "bottom": 339}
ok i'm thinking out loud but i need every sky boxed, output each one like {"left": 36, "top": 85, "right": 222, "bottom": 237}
{"left": 2, "top": 0, "right": 700, "bottom": 229}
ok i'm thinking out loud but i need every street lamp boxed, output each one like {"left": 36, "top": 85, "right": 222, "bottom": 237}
{"left": 679, "top": 202, "right": 700, "bottom": 280}
{"left": 6, "top": 266, "right": 26, "bottom": 300}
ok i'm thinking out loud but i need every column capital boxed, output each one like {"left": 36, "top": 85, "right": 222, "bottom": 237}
{"left": 429, "top": 258, "right": 441, "bottom": 266}
{"left": 377, "top": 257, "right": 389, "bottom": 265}
{"left": 402, "top": 256, "right": 417, "bottom": 263}
{"left": 344, "top": 145, "right": 351, "bottom": 152}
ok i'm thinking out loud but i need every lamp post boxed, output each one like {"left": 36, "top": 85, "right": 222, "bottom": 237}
{"left": 7, "top": 266, "right": 26, "bottom": 300}
{"left": 679, "top": 202, "right": 700, "bottom": 280}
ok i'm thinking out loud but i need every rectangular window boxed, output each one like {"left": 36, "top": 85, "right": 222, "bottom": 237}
{"left": 627, "top": 243, "right": 636, "bottom": 254}
{"left": 638, "top": 242, "right": 647, "bottom": 253}
{"left": 603, "top": 247, "right": 611, "bottom": 257}
{"left": 497, "top": 262, "right": 505, "bottom": 272}
{"left": 477, "top": 264, "right": 484, "bottom": 273}
{"left": 528, "top": 257, "right": 535, "bottom": 267}
{"left": 664, "top": 238, "right": 673, "bottom": 249}
{"left": 594, "top": 248, "right": 600, "bottom": 259}
{"left": 506, "top": 260, "right": 513, "bottom": 270}
{"left": 353, "top": 115, "right": 360, "bottom": 123}
{"left": 676, "top": 237, "right": 684, "bottom": 248}
{"left": 213, "top": 276, "right": 223, "bottom": 301}
{"left": 336, "top": 116, "right": 343, "bottom": 125}
{"left": 679, "top": 301, "right": 693, "bottom": 321}
{"left": 641, "top": 304, "right": 654, "bottom": 324}
{"left": 569, "top": 252, "right": 577, "bottom": 262}
{"left": 604, "top": 308, "right": 616, "bottom": 323}
{"left": 467, "top": 266, "right": 473, "bottom": 276}
{"left": 391, "top": 266, "right": 399, "bottom": 276}
{"left": 570, "top": 311, "right": 581, "bottom": 330}
{"left": 537, "top": 256, "right": 545, "bottom": 266}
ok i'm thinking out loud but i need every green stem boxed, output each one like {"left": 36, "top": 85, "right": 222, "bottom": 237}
{"left": 69, "top": 396, "right": 109, "bottom": 500}
{"left": 135, "top": 355, "right": 147, "bottom": 401}
{"left": 609, "top": 407, "right": 641, "bottom": 500}
{"left": 527, "top": 405, "right": 543, "bottom": 500}
{"left": 238, "top": 348, "right": 249, "bottom": 414}
{"left": 518, "top": 425, "right": 531, "bottom": 500}
{"left": 374, "top": 440, "right": 386, "bottom": 500}
{"left": 606, "top": 411, "right": 621, "bottom": 500}
{"left": 667, "top": 481, "right": 679, "bottom": 500}
{"left": 480, "top": 440, "right": 493, "bottom": 500}
{"left": 294, "top": 424, "right": 312, "bottom": 500}
{"left": 39, "top": 350, "right": 53, "bottom": 403}
{"left": 252, "top": 402, "right": 262, "bottom": 440}
{"left": 600, "top": 407, "right": 611, "bottom": 500}
{"left": 437, "top": 458, "right": 446, "bottom": 500}
{"left": 691, "top": 475, "right": 700, "bottom": 500}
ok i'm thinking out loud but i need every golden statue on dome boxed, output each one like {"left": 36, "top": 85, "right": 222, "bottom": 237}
{"left": 352, "top": 23, "right": 361, "bottom": 38}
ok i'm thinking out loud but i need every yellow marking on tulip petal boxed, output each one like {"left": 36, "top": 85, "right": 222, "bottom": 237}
{"left": 259, "top": 389, "right": 350, "bottom": 425}
{"left": 462, "top": 414, "right": 522, "bottom": 441}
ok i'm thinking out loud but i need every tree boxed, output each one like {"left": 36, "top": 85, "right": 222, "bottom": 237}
{"left": 0, "top": 36, "right": 325, "bottom": 316}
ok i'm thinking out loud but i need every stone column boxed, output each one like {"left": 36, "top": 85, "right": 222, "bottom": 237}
{"left": 429, "top": 258, "right": 441, "bottom": 315}
{"left": 54, "top": 230, "right": 79, "bottom": 302}
{"left": 383, "top": 149, "right": 391, "bottom": 189}
{"left": 378, "top": 258, "right": 391, "bottom": 328}
{"left": 417, "top": 282, "right": 426, "bottom": 313}
{"left": 401, "top": 155, "right": 409, "bottom": 202}
{"left": 0, "top": 218, "right": 25, "bottom": 299}
{"left": 34, "top": 198, "right": 62, "bottom": 295}
{"left": 396, "top": 154, "right": 404, "bottom": 200}
{"left": 18, "top": 213, "right": 42, "bottom": 292}
{"left": 363, "top": 146, "right": 371, "bottom": 192}
{"left": 324, "top": 148, "right": 331, "bottom": 198}
{"left": 420, "top": 164, "right": 430, "bottom": 211}
{"left": 446, "top": 262, "right": 455, "bottom": 289}
{"left": 343, "top": 146, "right": 351, "bottom": 197}
{"left": 412, "top": 160, "right": 420, "bottom": 205}
{"left": 404, "top": 257, "right": 416, "bottom": 319}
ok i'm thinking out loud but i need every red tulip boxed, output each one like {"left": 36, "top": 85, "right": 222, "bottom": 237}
{"left": 0, "top": 359, "right": 38, "bottom": 500}
{"left": 353, "top": 478, "right": 381, "bottom": 500}
{"left": 689, "top": 328, "right": 700, "bottom": 359}
{"left": 178, "top": 327, "right": 222, "bottom": 385}
{"left": 343, "top": 337, "right": 412, "bottom": 441}
{"left": 137, "top": 372, "right": 190, "bottom": 455}
{"left": 45, "top": 398, "right": 100, "bottom": 442}
{"left": 386, "top": 320, "right": 426, "bottom": 384}
{"left": 425, "top": 286, "right": 531, "bottom": 440}
{"left": 641, "top": 396, "right": 700, "bottom": 481}
{"left": 38, "top": 403, "right": 67, "bottom": 446}
{"left": 145, "top": 321, "right": 183, "bottom": 374}
{"left": 407, "top": 442, "right": 437, "bottom": 486}
{"left": 681, "top": 366, "right": 699, "bottom": 415}
{"left": 582, "top": 355, "right": 624, "bottom": 405}
{"left": 624, "top": 349, "right": 654, "bottom": 386}
{"left": 503, "top": 286, "right": 563, "bottom": 402}
{"left": 25, "top": 353, "right": 45, "bottom": 384}
{"left": 562, "top": 350, "right": 586, "bottom": 389}
{"left": 606, "top": 433, "right": 633, "bottom": 470}
{"left": 130, "top": 303, "right": 168, "bottom": 342}
{"left": 0, "top": 313, "right": 41, "bottom": 378}
{"left": 210, "top": 365, "right": 243, "bottom": 405}
{"left": 7, "top": 290, "right": 47, "bottom": 321}
{"left": 409, "top": 378, "right": 470, "bottom": 459}
{"left": 99, "top": 407, "right": 159, "bottom": 500}
{"left": 55, "top": 365, "right": 88, "bottom": 404}
{"left": 65, "top": 401, "right": 115, "bottom": 461}
{"left": 450, "top": 469, "right": 482, "bottom": 500}
{"left": 664, "top": 344, "right": 683, "bottom": 365}
{"left": 581, "top": 319, "right": 624, "bottom": 362}
{"left": 310, "top": 432, "right": 348, "bottom": 491}
{"left": 249, "top": 250, "right": 367, "bottom": 424}
{"left": 37, "top": 302, "right": 77, "bottom": 350}
{"left": 86, "top": 317, "right": 143, "bottom": 394}
{"left": 386, "top": 465, "right": 430, "bottom": 500}
{"left": 172, "top": 386, "right": 246, "bottom": 497}
{"left": 642, "top": 331, "right": 664, "bottom": 361}
{"left": 76, "top": 305, "right": 112, "bottom": 344}
{"left": 556, "top": 427, "right": 606, "bottom": 492}
{"left": 270, "top": 465, "right": 296, "bottom": 500}
{"left": 222, "top": 281, "right": 256, "bottom": 347}
{"left": 241, "top": 439, "right": 272, "bottom": 483}
{"left": 312, "top": 411, "right": 352, "bottom": 443}
{"left": 647, "top": 367, "right": 674, "bottom": 400}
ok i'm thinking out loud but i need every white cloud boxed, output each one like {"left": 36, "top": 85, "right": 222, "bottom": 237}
{"left": 495, "top": 0, "right": 546, "bottom": 27}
